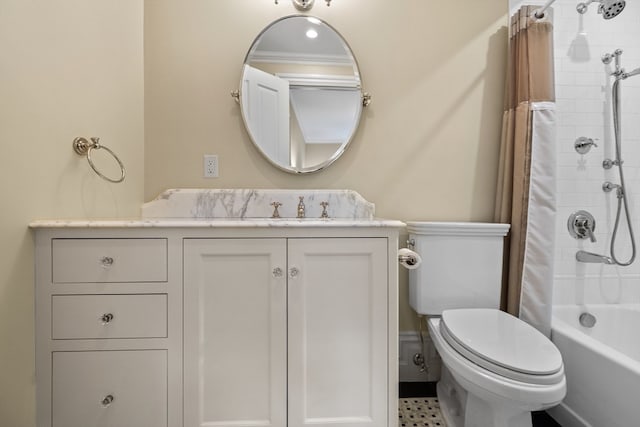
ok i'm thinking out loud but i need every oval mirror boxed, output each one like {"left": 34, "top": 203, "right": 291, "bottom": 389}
{"left": 239, "top": 15, "right": 366, "bottom": 174}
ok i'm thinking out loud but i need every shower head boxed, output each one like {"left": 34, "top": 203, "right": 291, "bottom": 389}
{"left": 600, "top": 0, "right": 626, "bottom": 19}
{"left": 576, "top": 0, "right": 626, "bottom": 18}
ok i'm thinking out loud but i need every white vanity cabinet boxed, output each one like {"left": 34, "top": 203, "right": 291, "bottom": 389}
{"left": 34, "top": 218, "right": 401, "bottom": 427}
{"left": 184, "top": 237, "right": 389, "bottom": 427}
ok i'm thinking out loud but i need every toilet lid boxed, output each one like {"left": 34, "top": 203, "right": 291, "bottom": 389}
{"left": 440, "top": 309, "right": 563, "bottom": 380}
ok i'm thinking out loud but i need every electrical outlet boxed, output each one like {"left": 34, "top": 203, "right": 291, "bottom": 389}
{"left": 203, "top": 155, "right": 219, "bottom": 178}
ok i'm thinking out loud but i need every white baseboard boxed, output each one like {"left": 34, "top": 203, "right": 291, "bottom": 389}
{"left": 398, "top": 331, "right": 441, "bottom": 382}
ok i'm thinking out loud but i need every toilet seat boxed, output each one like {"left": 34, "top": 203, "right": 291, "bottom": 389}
{"left": 440, "top": 309, "right": 564, "bottom": 385}
{"left": 427, "top": 317, "right": 567, "bottom": 427}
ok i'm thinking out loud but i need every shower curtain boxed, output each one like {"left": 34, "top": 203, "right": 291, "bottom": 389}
{"left": 494, "top": 5, "right": 556, "bottom": 337}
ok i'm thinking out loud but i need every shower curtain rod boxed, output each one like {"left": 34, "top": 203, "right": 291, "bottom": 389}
{"left": 532, "top": 0, "right": 556, "bottom": 18}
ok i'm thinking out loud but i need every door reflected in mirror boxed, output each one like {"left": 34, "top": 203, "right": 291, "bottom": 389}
{"left": 240, "top": 15, "right": 365, "bottom": 174}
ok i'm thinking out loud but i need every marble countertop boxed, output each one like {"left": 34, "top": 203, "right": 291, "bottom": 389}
{"left": 29, "top": 218, "right": 405, "bottom": 229}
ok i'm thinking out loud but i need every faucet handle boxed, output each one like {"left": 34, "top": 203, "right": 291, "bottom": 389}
{"left": 575, "top": 218, "right": 596, "bottom": 242}
{"left": 297, "top": 196, "right": 305, "bottom": 219}
{"left": 584, "top": 223, "right": 597, "bottom": 243}
{"left": 270, "top": 201, "right": 282, "bottom": 218}
{"left": 568, "top": 210, "right": 597, "bottom": 242}
{"left": 574, "top": 137, "right": 598, "bottom": 154}
{"left": 320, "top": 201, "right": 329, "bottom": 218}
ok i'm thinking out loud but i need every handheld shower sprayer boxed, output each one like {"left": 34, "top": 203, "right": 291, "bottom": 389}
{"left": 577, "top": 0, "right": 626, "bottom": 19}
{"left": 622, "top": 68, "right": 640, "bottom": 79}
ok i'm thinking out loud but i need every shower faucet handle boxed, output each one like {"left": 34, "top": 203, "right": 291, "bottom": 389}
{"left": 584, "top": 224, "right": 597, "bottom": 243}
{"left": 568, "top": 210, "right": 597, "bottom": 242}
{"left": 576, "top": 217, "right": 596, "bottom": 242}
{"left": 574, "top": 137, "right": 598, "bottom": 154}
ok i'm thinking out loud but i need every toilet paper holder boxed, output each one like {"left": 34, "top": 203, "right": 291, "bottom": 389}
{"left": 398, "top": 252, "right": 419, "bottom": 266}
{"left": 398, "top": 247, "right": 422, "bottom": 269}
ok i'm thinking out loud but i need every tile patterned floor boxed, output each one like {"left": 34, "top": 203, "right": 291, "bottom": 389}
{"left": 398, "top": 397, "right": 447, "bottom": 427}
{"left": 398, "top": 383, "right": 561, "bottom": 427}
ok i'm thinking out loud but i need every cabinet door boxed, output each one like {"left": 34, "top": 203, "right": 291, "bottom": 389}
{"left": 183, "top": 239, "right": 287, "bottom": 427}
{"left": 288, "top": 238, "right": 388, "bottom": 427}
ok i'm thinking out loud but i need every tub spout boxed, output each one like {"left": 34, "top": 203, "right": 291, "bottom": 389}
{"left": 576, "top": 250, "right": 615, "bottom": 264}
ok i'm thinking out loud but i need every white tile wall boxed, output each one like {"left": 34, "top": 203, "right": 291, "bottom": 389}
{"left": 552, "top": 0, "right": 640, "bottom": 305}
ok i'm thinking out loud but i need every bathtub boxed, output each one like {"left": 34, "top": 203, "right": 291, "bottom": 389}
{"left": 548, "top": 304, "right": 640, "bottom": 427}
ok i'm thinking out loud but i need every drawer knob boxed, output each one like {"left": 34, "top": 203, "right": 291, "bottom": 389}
{"left": 101, "top": 394, "right": 114, "bottom": 407}
{"left": 289, "top": 267, "right": 300, "bottom": 278}
{"left": 101, "top": 313, "right": 114, "bottom": 324}
{"left": 100, "top": 256, "right": 114, "bottom": 268}
{"left": 272, "top": 267, "right": 283, "bottom": 278}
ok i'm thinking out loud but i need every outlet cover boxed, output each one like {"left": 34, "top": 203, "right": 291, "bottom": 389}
{"left": 204, "top": 154, "right": 218, "bottom": 178}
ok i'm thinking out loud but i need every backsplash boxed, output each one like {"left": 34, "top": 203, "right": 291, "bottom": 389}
{"left": 141, "top": 189, "right": 375, "bottom": 220}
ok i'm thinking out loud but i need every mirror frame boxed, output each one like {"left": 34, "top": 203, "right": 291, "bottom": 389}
{"left": 237, "top": 15, "right": 369, "bottom": 174}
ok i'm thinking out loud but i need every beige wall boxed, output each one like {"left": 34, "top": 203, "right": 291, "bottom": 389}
{"left": 0, "top": 1, "right": 144, "bottom": 425}
{"left": 0, "top": 0, "right": 506, "bottom": 424}
{"left": 145, "top": 1, "right": 508, "bottom": 331}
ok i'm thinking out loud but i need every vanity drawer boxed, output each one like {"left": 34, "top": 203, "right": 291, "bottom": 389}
{"left": 52, "top": 350, "right": 167, "bottom": 427}
{"left": 52, "top": 238, "right": 167, "bottom": 283}
{"left": 51, "top": 294, "right": 167, "bottom": 339}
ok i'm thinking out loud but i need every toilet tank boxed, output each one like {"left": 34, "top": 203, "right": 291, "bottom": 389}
{"left": 407, "top": 222, "right": 510, "bottom": 316}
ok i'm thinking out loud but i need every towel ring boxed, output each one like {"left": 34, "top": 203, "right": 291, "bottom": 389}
{"left": 73, "top": 137, "right": 126, "bottom": 183}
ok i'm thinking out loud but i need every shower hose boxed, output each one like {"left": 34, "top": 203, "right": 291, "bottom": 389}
{"left": 609, "top": 79, "right": 637, "bottom": 266}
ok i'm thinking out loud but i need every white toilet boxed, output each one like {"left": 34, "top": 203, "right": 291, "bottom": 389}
{"left": 407, "top": 222, "right": 566, "bottom": 427}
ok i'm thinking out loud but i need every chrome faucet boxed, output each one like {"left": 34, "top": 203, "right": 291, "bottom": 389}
{"left": 297, "top": 196, "right": 305, "bottom": 219}
{"left": 576, "top": 250, "right": 615, "bottom": 265}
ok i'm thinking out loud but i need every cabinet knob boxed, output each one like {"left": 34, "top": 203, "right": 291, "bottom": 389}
{"left": 272, "top": 267, "right": 284, "bottom": 278}
{"left": 289, "top": 267, "right": 300, "bottom": 278}
{"left": 101, "top": 313, "right": 114, "bottom": 324}
{"left": 101, "top": 394, "right": 114, "bottom": 407}
{"left": 100, "top": 256, "right": 114, "bottom": 268}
